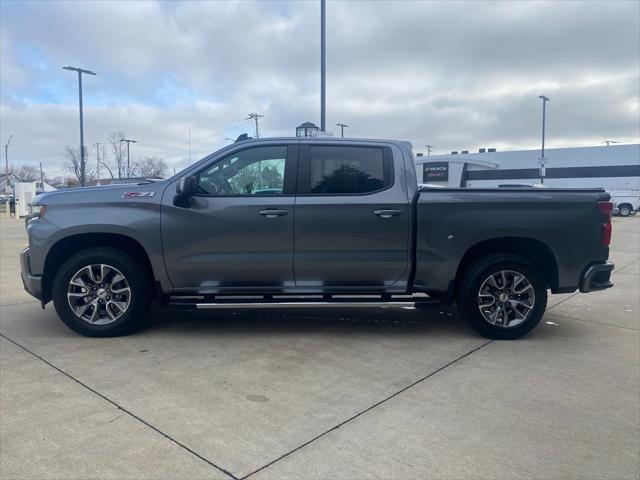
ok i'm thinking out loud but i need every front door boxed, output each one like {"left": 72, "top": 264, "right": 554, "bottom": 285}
{"left": 161, "top": 143, "right": 298, "bottom": 292}
{"left": 293, "top": 143, "right": 410, "bottom": 290}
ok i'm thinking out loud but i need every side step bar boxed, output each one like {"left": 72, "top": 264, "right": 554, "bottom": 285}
{"left": 169, "top": 295, "right": 440, "bottom": 310}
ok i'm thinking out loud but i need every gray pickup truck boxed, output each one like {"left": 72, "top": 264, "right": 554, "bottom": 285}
{"left": 21, "top": 138, "right": 614, "bottom": 339}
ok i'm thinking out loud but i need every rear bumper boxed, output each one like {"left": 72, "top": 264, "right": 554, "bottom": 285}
{"left": 20, "top": 247, "right": 43, "bottom": 301}
{"left": 579, "top": 262, "right": 614, "bottom": 293}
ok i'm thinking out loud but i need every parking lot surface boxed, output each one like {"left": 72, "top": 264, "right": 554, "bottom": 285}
{"left": 1, "top": 214, "right": 638, "bottom": 479}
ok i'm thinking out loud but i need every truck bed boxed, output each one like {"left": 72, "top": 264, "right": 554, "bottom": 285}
{"left": 414, "top": 186, "right": 611, "bottom": 297}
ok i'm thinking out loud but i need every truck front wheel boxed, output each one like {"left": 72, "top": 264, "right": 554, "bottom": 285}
{"left": 52, "top": 247, "right": 152, "bottom": 337}
{"left": 457, "top": 254, "right": 547, "bottom": 339}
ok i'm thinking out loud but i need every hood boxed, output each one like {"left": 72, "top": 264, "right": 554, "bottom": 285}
{"left": 31, "top": 181, "right": 167, "bottom": 206}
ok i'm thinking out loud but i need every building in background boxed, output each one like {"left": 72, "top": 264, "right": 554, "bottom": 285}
{"left": 0, "top": 173, "right": 57, "bottom": 195}
{"left": 415, "top": 144, "right": 640, "bottom": 191}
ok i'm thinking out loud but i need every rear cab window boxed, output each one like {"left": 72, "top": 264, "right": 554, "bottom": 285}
{"left": 300, "top": 145, "right": 393, "bottom": 195}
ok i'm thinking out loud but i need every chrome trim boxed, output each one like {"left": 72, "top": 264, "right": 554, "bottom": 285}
{"left": 196, "top": 301, "right": 416, "bottom": 310}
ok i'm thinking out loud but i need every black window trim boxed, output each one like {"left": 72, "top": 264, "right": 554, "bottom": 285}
{"left": 191, "top": 143, "right": 299, "bottom": 197}
{"left": 296, "top": 144, "right": 395, "bottom": 196}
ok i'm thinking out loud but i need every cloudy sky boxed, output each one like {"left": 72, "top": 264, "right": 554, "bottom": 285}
{"left": 1, "top": 0, "right": 639, "bottom": 177}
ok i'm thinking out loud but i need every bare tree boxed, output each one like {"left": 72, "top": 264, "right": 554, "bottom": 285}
{"left": 63, "top": 146, "right": 96, "bottom": 185}
{"left": 131, "top": 156, "right": 168, "bottom": 178}
{"left": 45, "top": 176, "right": 67, "bottom": 189}
{"left": 108, "top": 132, "right": 127, "bottom": 179}
{"left": 15, "top": 164, "right": 41, "bottom": 182}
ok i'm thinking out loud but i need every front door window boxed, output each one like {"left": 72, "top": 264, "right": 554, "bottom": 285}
{"left": 197, "top": 146, "right": 287, "bottom": 196}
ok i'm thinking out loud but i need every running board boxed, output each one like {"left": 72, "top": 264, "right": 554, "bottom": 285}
{"left": 168, "top": 296, "right": 439, "bottom": 310}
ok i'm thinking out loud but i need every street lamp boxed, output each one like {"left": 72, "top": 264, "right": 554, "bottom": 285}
{"left": 4, "top": 134, "right": 14, "bottom": 194}
{"left": 120, "top": 139, "right": 137, "bottom": 178}
{"left": 538, "top": 95, "right": 550, "bottom": 184}
{"left": 320, "top": 0, "right": 326, "bottom": 131}
{"left": 336, "top": 123, "right": 348, "bottom": 138}
{"left": 62, "top": 66, "right": 96, "bottom": 186}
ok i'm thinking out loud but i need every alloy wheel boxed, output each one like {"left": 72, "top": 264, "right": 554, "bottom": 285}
{"left": 67, "top": 264, "right": 132, "bottom": 325}
{"left": 477, "top": 269, "right": 535, "bottom": 328}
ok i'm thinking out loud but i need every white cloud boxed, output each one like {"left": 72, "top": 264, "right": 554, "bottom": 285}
{"left": 0, "top": 0, "right": 638, "bottom": 177}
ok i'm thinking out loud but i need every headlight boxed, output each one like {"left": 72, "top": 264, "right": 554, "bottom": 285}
{"left": 26, "top": 204, "right": 46, "bottom": 219}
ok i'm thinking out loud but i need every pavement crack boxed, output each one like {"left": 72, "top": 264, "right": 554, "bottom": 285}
{"left": 549, "top": 312, "right": 638, "bottom": 331}
{"left": 109, "top": 414, "right": 125, "bottom": 423}
{"left": 613, "top": 258, "right": 639, "bottom": 274}
{"left": 0, "top": 332, "right": 239, "bottom": 480}
{"left": 241, "top": 339, "right": 493, "bottom": 479}
{"left": 0, "top": 300, "right": 40, "bottom": 307}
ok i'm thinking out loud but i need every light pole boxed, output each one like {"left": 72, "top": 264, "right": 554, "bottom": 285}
{"left": 320, "top": 0, "right": 326, "bottom": 131}
{"left": 336, "top": 123, "right": 348, "bottom": 138}
{"left": 4, "top": 134, "right": 14, "bottom": 194}
{"left": 120, "top": 139, "right": 137, "bottom": 178}
{"left": 246, "top": 113, "right": 264, "bottom": 138}
{"left": 538, "top": 95, "right": 550, "bottom": 184}
{"left": 63, "top": 66, "right": 96, "bottom": 186}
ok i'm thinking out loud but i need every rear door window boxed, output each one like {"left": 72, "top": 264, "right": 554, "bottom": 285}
{"left": 307, "top": 145, "right": 392, "bottom": 195}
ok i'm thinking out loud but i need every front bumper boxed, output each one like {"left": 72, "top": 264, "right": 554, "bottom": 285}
{"left": 579, "top": 262, "right": 614, "bottom": 293}
{"left": 20, "top": 247, "right": 43, "bottom": 301}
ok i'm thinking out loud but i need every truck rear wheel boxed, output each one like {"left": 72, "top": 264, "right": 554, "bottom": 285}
{"left": 52, "top": 247, "right": 152, "bottom": 337}
{"left": 457, "top": 254, "right": 547, "bottom": 339}
{"left": 618, "top": 203, "right": 632, "bottom": 217}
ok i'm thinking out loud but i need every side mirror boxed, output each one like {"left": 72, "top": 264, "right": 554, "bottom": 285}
{"left": 176, "top": 175, "right": 197, "bottom": 197}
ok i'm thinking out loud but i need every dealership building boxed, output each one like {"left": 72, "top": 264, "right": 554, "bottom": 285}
{"left": 415, "top": 144, "right": 640, "bottom": 191}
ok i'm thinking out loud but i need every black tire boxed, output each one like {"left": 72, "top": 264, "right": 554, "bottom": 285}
{"left": 52, "top": 247, "right": 153, "bottom": 337}
{"left": 457, "top": 254, "right": 547, "bottom": 340}
{"left": 618, "top": 204, "right": 632, "bottom": 217}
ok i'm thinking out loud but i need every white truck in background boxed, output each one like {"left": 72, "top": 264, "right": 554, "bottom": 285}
{"left": 610, "top": 190, "right": 639, "bottom": 217}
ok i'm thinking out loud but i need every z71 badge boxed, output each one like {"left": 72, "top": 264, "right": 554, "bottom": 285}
{"left": 122, "top": 191, "right": 155, "bottom": 198}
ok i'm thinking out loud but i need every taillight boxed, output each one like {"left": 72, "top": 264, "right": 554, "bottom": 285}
{"left": 598, "top": 201, "right": 613, "bottom": 247}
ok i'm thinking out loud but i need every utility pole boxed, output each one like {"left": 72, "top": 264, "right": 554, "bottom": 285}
{"left": 120, "top": 139, "right": 137, "bottom": 177}
{"left": 336, "top": 123, "right": 348, "bottom": 138}
{"left": 246, "top": 113, "right": 264, "bottom": 138}
{"left": 39, "top": 162, "right": 44, "bottom": 191}
{"left": 94, "top": 142, "right": 102, "bottom": 185}
{"left": 425, "top": 145, "right": 433, "bottom": 156}
{"left": 538, "top": 95, "right": 550, "bottom": 184}
{"left": 188, "top": 127, "right": 192, "bottom": 163}
{"left": 320, "top": 0, "right": 326, "bottom": 131}
{"left": 62, "top": 66, "right": 96, "bottom": 186}
{"left": 4, "top": 134, "right": 14, "bottom": 195}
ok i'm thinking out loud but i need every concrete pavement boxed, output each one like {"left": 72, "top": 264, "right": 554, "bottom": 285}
{"left": 1, "top": 214, "right": 638, "bottom": 479}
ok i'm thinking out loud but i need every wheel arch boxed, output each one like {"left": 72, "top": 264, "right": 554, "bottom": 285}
{"left": 454, "top": 237, "right": 559, "bottom": 295}
{"left": 42, "top": 233, "right": 155, "bottom": 304}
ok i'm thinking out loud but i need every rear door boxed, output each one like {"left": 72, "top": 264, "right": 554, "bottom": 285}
{"left": 161, "top": 143, "right": 298, "bottom": 291}
{"left": 293, "top": 143, "right": 411, "bottom": 290}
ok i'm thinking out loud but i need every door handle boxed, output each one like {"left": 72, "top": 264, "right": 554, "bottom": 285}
{"left": 259, "top": 209, "right": 289, "bottom": 219}
{"left": 374, "top": 209, "right": 402, "bottom": 219}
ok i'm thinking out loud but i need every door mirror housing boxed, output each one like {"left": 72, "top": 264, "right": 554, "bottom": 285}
{"left": 174, "top": 175, "right": 197, "bottom": 208}
{"left": 176, "top": 175, "right": 197, "bottom": 197}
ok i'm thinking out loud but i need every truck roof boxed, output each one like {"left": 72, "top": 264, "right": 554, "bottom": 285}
{"left": 230, "top": 136, "right": 413, "bottom": 147}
